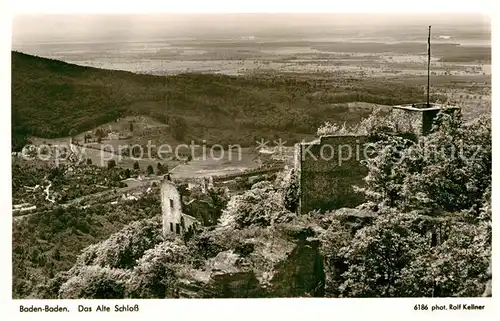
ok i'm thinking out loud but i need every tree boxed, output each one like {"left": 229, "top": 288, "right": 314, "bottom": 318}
{"left": 399, "top": 220, "right": 490, "bottom": 297}
{"left": 123, "top": 168, "right": 131, "bottom": 179}
{"left": 283, "top": 170, "right": 299, "bottom": 213}
{"left": 97, "top": 136, "right": 102, "bottom": 144}
{"left": 358, "top": 112, "right": 491, "bottom": 214}
{"left": 177, "top": 183, "right": 190, "bottom": 198}
{"left": 208, "top": 188, "right": 229, "bottom": 214}
{"left": 156, "top": 163, "right": 166, "bottom": 175}
{"left": 69, "top": 128, "right": 77, "bottom": 142}
{"left": 338, "top": 212, "right": 429, "bottom": 297}
{"left": 125, "top": 241, "right": 188, "bottom": 298}
{"left": 58, "top": 266, "right": 129, "bottom": 299}
{"left": 12, "top": 133, "right": 30, "bottom": 152}
{"left": 74, "top": 217, "right": 163, "bottom": 269}
{"left": 95, "top": 128, "right": 106, "bottom": 138}
{"left": 219, "top": 181, "right": 288, "bottom": 228}
{"left": 133, "top": 161, "right": 140, "bottom": 170}
{"left": 86, "top": 158, "right": 92, "bottom": 165}
{"left": 355, "top": 134, "right": 413, "bottom": 208}
{"left": 129, "top": 122, "right": 134, "bottom": 132}
{"left": 107, "top": 159, "right": 116, "bottom": 169}
{"left": 171, "top": 116, "right": 188, "bottom": 142}
{"left": 400, "top": 113, "right": 491, "bottom": 214}
{"left": 147, "top": 165, "right": 154, "bottom": 175}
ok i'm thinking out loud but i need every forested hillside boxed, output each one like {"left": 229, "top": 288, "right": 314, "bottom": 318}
{"left": 13, "top": 112, "right": 491, "bottom": 299}
{"left": 12, "top": 192, "right": 162, "bottom": 298}
{"left": 12, "top": 51, "right": 436, "bottom": 150}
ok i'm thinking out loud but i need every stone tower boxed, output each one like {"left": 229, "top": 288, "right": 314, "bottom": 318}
{"left": 392, "top": 103, "right": 460, "bottom": 135}
{"left": 161, "top": 177, "right": 198, "bottom": 236}
{"left": 161, "top": 179, "right": 184, "bottom": 235}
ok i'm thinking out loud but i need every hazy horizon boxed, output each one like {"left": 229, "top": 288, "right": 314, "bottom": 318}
{"left": 12, "top": 13, "right": 490, "bottom": 45}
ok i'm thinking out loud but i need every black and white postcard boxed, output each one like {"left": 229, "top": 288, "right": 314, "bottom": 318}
{"left": 3, "top": 1, "right": 495, "bottom": 320}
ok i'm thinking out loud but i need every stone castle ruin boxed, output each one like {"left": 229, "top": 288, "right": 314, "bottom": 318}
{"left": 295, "top": 135, "right": 369, "bottom": 215}
{"left": 160, "top": 103, "right": 459, "bottom": 225}
{"left": 294, "top": 103, "right": 460, "bottom": 214}
{"left": 161, "top": 178, "right": 198, "bottom": 236}
{"left": 392, "top": 103, "right": 457, "bottom": 135}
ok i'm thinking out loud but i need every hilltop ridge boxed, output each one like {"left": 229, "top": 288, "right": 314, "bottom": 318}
{"left": 12, "top": 51, "right": 430, "bottom": 151}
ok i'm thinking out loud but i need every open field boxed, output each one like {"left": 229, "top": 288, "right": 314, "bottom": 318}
{"left": 170, "top": 147, "right": 260, "bottom": 178}
{"left": 13, "top": 31, "right": 491, "bottom": 77}
{"left": 28, "top": 136, "right": 262, "bottom": 177}
{"left": 15, "top": 48, "right": 489, "bottom": 78}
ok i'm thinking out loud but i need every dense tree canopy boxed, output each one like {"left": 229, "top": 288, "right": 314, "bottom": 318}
{"left": 12, "top": 51, "right": 435, "bottom": 150}
{"left": 358, "top": 112, "right": 491, "bottom": 215}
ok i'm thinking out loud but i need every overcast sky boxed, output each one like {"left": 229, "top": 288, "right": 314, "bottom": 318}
{"left": 9, "top": 0, "right": 493, "bottom": 14}
{"left": 12, "top": 13, "right": 490, "bottom": 44}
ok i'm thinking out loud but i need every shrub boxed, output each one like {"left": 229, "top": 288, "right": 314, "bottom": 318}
{"left": 107, "top": 159, "right": 116, "bottom": 169}
{"left": 59, "top": 266, "right": 130, "bottom": 299}
{"left": 125, "top": 240, "right": 189, "bottom": 298}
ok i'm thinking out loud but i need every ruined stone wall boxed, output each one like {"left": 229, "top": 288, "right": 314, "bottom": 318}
{"left": 184, "top": 200, "right": 219, "bottom": 226}
{"left": 392, "top": 106, "right": 460, "bottom": 136}
{"left": 181, "top": 213, "right": 197, "bottom": 232}
{"left": 298, "top": 135, "right": 368, "bottom": 214}
{"left": 267, "top": 237, "right": 325, "bottom": 297}
{"left": 393, "top": 109, "right": 423, "bottom": 134}
{"left": 161, "top": 180, "right": 184, "bottom": 236}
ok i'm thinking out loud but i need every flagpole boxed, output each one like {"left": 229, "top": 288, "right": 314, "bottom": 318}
{"left": 427, "top": 25, "right": 431, "bottom": 107}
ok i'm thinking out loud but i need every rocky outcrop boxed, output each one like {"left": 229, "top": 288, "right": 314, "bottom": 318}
{"left": 265, "top": 237, "right": 325, "bottom": 297}
{"left": 321, "top": 208, "right": 376, "bottom": 235}
{"left": 177, "top": 251, "right": 264, "bottom": 298}
{"left": 177, "top": 231, "right": 325, "bottom": 298}
{"left": 175, "top": 209, "right": 383, "bottom": 298}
